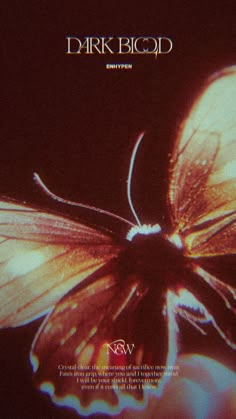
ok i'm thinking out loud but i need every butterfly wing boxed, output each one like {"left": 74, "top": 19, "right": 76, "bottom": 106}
{"left": 168, "top": 66, "right": 236, "bottom": 257}
{"left": 168, "top": 66, "right": 236, "bottom": 350}
{"left": 0, "top": 199, "right": 122, "bottom": 327}
{"left": 31, "top": 256, "right": 180, "bottom": 416}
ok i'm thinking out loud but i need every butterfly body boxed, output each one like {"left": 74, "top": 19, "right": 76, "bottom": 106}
{"left": 119, "top": 230, "right": 186, "bottom": 289}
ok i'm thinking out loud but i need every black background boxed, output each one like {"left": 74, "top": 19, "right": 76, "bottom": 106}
{"left": 1, "top": 1, "right": 235, "bottom": 418}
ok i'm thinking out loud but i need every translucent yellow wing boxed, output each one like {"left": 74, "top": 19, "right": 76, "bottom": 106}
{"left": 168, "top": 66, "right": 236, "bottom": 257}
{"left": 0, "top": 200, "right": 122, "bottom": 327}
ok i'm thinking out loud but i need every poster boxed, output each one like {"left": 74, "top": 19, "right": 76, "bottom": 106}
{"left": 1, "top": 2, "right": 235, "bottom": 418}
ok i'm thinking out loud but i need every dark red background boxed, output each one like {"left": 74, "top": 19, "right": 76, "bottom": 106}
{"left": 1, "top": 2, "right": 235, "bottom": 418}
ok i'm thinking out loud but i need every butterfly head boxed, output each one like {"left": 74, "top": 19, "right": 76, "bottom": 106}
{"left": 126, "top": 223, "right": 162, "bottom": 241}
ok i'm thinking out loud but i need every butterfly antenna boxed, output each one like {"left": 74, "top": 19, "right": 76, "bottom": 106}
{"left": 33, "top": 173, "right": 134, "bottom": 227}
{"left": 127, "top": 132, "right": 145, "bottom": 227}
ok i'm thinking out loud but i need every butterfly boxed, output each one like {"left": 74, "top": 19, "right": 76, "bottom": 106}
{"left": 0, "top": 66, "right": 235, "bottom": 417}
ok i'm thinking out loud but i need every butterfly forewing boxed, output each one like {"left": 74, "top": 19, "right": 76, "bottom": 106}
{"left": 0, "top": 200, "right": 122, "bottom": 327}
{"left": 169, "top": 66, "right": 236, "bottom": 257}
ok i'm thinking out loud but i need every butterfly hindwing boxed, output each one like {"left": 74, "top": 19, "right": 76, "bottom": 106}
{"left": 30, "top": 249, "right": 181, "bottom": 416}
{"left": 172, "top": 263, "right": 236, "bottom": 350}
{"left": 30, "top": 260, "right": 151, "bottom": 414}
